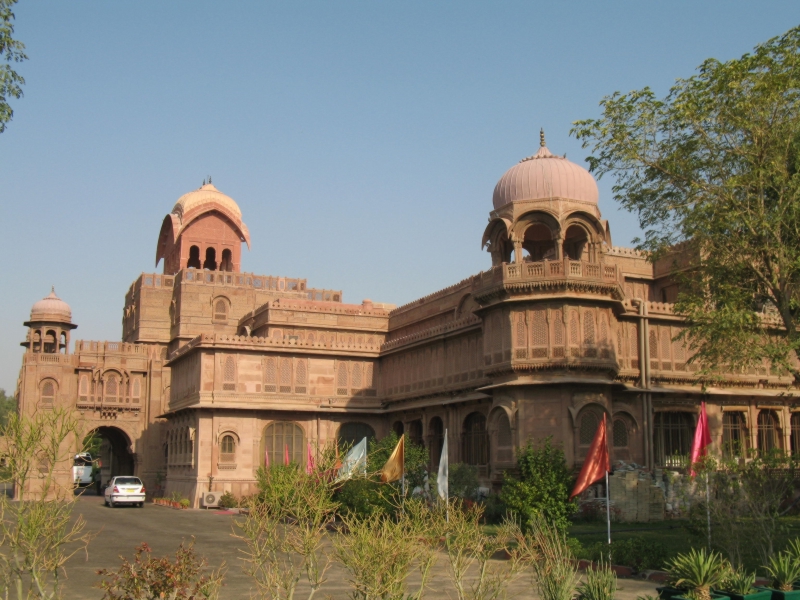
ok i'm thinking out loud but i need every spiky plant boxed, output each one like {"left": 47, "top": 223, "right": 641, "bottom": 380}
{"left": 721, "top": 567, "right": 757, "bottom": 595}
{"left": 765, "top": 552, "right": 800, "bottom": 591}
{"left": 666, "top": 548, "right": 730, "bottom": 600}
{"left": 577, "top": 560, "right": 617, "bottom": 600}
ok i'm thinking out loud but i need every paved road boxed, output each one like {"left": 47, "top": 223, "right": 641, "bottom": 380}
{"left": 61, "top": 493, "right": 661, "bottom": 599}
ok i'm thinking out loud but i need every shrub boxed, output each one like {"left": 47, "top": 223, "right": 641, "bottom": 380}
{"left": 500, "top": 437, "right": 576, "bottom": 532}
{"left": 529, "top": 513, "right": 579, "bottom": 600}
{"left": 482, "top": 492, "right": 507, "bottom": 524}
{"left": 96, "top": 540, "right": 224, "bottom": 600}
{"left": 721, "top": 567, "right": 757, "bottom": 595}
{"left": 581, "top": 538, "right": 669, "bottom": 572}
{"left": 179, "top": 498, "right": 190, "bottom": 509}
{"left": 218, "top": 491, "right": 237, "bottom": 509}
{"left": 765, "top": 552, "right": 800, "bottom": 591}
{"left": 666, "top": 548, "right": 730, "bottom": 600}
{"left": 577, "top": 561, "right": 617, "bottom": 600}
{"left": 447, "top": 463, "right": 480, "bottom": 500}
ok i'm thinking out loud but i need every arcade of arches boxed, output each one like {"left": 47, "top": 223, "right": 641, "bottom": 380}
{"left": 15, "top": 140, "right": 797, "bottom": 510}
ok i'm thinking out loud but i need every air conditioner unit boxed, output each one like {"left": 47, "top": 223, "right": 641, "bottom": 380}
{"left": 201, "top": 491, "right": 223, "bottom": 508}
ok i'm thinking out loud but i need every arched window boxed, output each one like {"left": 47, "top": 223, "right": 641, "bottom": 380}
{"left": 612, "top": 419, "right": 628, "bottom": 448}
{"left": 213, "top": 299, "right": 228, "bottom": 322}
{"left": 131, "top": 378, "right": 141, "bottom": 403}
{"left": 723, "top": 411, "right": 747, "bottom": 458}
{"left": 428, "top": 417, "right": 444, "bottom": 469}
{"left": 203, "top": 247, "right": 217, "bottom": 271}
{"left": 569, "top": 311, "right": 580, "bottom": 350}
{"left": 338, "top": 422, "right": 375, "bottom": 449}
{"left": 758, "top": 410, "right": 782, "bottom": 453}
{"left": 105, "top": 374, "right": 119, "bottom": 403}
{"left": 220, "top": 434, "right": 236, "bottom": 463}
{"left": 351, "top": 363, "right": 363, "bottom": 390}
{"left": 563, "top": 224, "right": 588, "bottom": 260}
{"left": 408, "top": 420, "right": 423, "bottom": 447}
{"left": 579, "top": 410, "right": 599, "bottom": 446}
{"left": 337, "top": 362, "right": 348, "bottom": 396}
{"left": 279, "top": 358, "right": 292, "bottom": 393}
{"left": 44, "top": 329, "right": 57, "bottom": 354}
{"left": 40, "top": 380, "right": 56, "bottom": 404}
{"left": 661, "top": 329, "right": 671, "bottom": 365}
{"left": 220, "top": 249, "right": 233, "bottom": 272}
{"left": 263, "top": 421, "right": 305, "bottom": 466}
{"left": 187, "top": 245, "right": 201, "bottom": 269}
{"left": 79, "top": 375, "right": 89, "bottom": 402}
{"left": 462, "top": 412, "right": 488, "bottom": 467}
{"left": 654, "top": 412, "right": 693, "bottom": 467}
{"left": 584, "top": 311, "right": 595, "bottom": 346}
{"left": 515, "top": 315, "right": 526, "bottom": 348}
{"left": 791, "top": 413, "right": 800, "bottom": 456}
{"left": 495, "top": 410, "right": 513, "bottom": 463}
{"left": 295, "top": 359, "right": 307, "bottom": 394}
{"left": 531, "top": 310, "right": 547, "bottom": 357}
{"left": 223, "top": 357, "right": 236, "bottom": 391}
{"left": 649, "top": 330, "right": 659, "bottom": 360}
{"left": 392, "top": 421, "right": 404, "bottom": 437}
{"left": 264, "top": 357, "right": 277, "bottom": 393}
{"left": 552, "top": 309, "right": 564, "bottom": 357}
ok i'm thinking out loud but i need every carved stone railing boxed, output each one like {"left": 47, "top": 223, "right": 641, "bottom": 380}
{"left": 476, "top": 259, "right": 621, "bottom": 298}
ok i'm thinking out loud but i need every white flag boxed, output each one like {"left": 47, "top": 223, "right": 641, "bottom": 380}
{"left": 437, "top": 429, "right": 448, "bottom": 500}
{"left": 336, "top": 437, "right": 368, "bottom": 482}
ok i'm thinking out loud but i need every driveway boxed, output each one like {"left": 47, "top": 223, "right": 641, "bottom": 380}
{"left": 61, "top": 492, "right": 660, "bottom": 599}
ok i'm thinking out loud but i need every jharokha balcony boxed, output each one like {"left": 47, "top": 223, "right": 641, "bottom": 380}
{"left": 473, "top": 258, "right": 623, "bottom": 302}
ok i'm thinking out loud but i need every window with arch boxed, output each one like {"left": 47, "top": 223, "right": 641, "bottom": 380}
{"left": 723, "top": 411, "right": 747, "bottom": 458}
{"left": 338, "top": 422, "right": 375, "bottom": 449}
{"left": 40, "top": 379, "right": 56, "bottom": 404}
{"left": 392, "top": 421, "right": 404, "bottom": 437}
{"left": 213, "top": 298, "right": 228, "bottom": 322}
{"left": 791, "top": 413, "right": 800, "bottom": 456}
{"left": 264, "top": 357, "right": 277, "bottom": 393}
{"left": 203, "top": 247, "right": 217, "bottom": 271}
{"left": 295, "top": 359, "right": 307, "bottom": 394}
{"left": 578, "top": 409, "right": 600, "bottom": 446}
{"left": 563, "top": 224, "right": 589, "bottom": 260}
{"left": 428, "top": 417, "right": 444, "bottom": 469}
{"left": 219, "top": 434, "right": 237, "bottom": 463}
{"left": 494, "top": 410, "right": 513, "bottom": 463}
{"left": 583, "top": 311, "right": 596, "bottom": 357}
{"left": 654, "top": 411, "right": 693, "bottom": 468}
{"left": 462, "top": 412, "right": 488, "bottom": 468}
{"left": 223, "top": 357, "right": 236, "bottom": 391}
{"left": 105, "top": 374, "right": 119, "bottom": 403}
{"left": 351, "top": 363, "right": 363, "bottom": 391}
{"left": 569, "top": 311, "right": 580, "bottom": 354}
{"left": 515, "top": 315, "right": 526, "bottom": 351}
{"left": 661, "top": 329, "right": 671, "bottom": 367}
{"left": 220, "top": 248, "right": 233, "bottom": 272}
{"left": 279, "top": 358, "right": 292, "bottom": 393}
{"left": 408, "top": 420, "right": 423, "bottom": 447}
{"left": 337, "top": 362, "right": 348, "bottom": 396}
{"left": 79, "top": 374, "right": 89, "bottom": 402}
{"left": 757, "top": 410, "right": 782, "bottom": 454}
{"left": 131, "top": 377, "right": 141, "bottom": 403}
{"left": 552, "top": 309, "right": 564, "bottom": 357}
{"left": 263, "top": 421, "right": 305, "bottom": 466}
{"left": 612, "top": 418, "right": 628, "bottom": 448}
{"left": 531, "top": 310, "right": 547, "bottom": 358}
{"left": 187, "top": 245, "right": 201, "bottom": 269}
{"left": 649, "top": 330, "right": 659, "bottom": 361}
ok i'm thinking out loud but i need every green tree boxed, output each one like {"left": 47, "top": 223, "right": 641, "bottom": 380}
{"left": 0, "top": 389, "right": 16, "bottom": 429}
{"left": 572, "top": 26, "right": 800, "bottom": 385}
{"left": 500, "top": 437, "right": 576, "bottom": 532}
{"left": 0, "top": 0, "right": 26, "bottom": 133}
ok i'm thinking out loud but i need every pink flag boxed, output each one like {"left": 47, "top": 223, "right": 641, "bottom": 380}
{"left": 689, "top": 401, "right": 712, "bottom": 477}
{"left": 264, "top": 447, "right": 270, "bottom": 469}
{"left": 306, "top": 442, "right": 315, "bottom": 474}
{"left": 284, "top": 444, "right": 290, "bottom": 466}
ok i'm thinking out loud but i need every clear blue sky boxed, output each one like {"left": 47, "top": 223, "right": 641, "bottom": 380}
{"left": 1, "top": 2, "right": 798, "bottom": 391}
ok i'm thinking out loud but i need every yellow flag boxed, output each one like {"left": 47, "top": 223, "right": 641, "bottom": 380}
{"left": 380, "top": 435, "right": 404, "bottom": 483}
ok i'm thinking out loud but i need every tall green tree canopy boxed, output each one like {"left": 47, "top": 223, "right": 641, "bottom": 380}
{"left": 0, "top": 0, "right": 26, "bottom": 133}
{"left": 572, "top": 26, "right": 800, "bottom": 385}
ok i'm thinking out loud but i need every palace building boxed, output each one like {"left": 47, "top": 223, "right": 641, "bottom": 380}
{"left": 14, "top": 135, "right": 796, "bottom": 507}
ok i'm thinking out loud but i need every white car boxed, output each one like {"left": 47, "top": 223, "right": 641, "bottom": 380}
{"left": 104, "top": 476, "right": 146, "bottom": 508}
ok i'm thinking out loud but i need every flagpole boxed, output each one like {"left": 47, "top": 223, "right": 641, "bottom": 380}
{"left": 706, "top": 471, "right": 711, "bottom": 550}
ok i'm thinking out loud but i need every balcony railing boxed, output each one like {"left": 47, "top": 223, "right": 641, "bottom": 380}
{"left": 478, "top": 259, "right": 620, "bottom": 289}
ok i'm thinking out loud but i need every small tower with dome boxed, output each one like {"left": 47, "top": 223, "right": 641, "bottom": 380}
{"left": 154, "top": 181, "right": 251, "bottom": 275}
{"left": 21, "top": 287, "right": 77, "bottom": 354}
{"left": 482, "top": 130, "right": 609, "bottom": 266}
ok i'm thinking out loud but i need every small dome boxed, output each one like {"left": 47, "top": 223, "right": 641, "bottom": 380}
{"left": 172, "top": 183, "right": 242, "bottom": 221}
{"left": 30, "top": 288, "right": 72, "bottom": 322}
{"left": 492, "top": 144, "right": 599, "bottom": 210}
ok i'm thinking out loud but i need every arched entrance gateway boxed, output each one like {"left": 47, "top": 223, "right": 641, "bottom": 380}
{"left": 87, "top": 426, "right": 135, "bottom": 486}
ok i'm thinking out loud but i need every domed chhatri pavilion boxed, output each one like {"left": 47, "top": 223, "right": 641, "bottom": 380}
{"left": 15, "top": 136, "right": 795, "bottom": 509}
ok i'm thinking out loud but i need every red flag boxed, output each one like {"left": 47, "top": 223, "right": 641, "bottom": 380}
{"left": 570, "top": 414, "right": 610, "bottom": 499}
{"left": 306, "top": 442, "right": 315, "bottom": 474}
{"left": 689, "top": 402, "right": 712, "bottom": 477}
{"left": 284, "top": 444, "right": 290, "bottom": 466}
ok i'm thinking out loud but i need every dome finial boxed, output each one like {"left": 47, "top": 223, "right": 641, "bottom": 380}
{"left": 540, "top": 128, "right": 546, "bottom": 147}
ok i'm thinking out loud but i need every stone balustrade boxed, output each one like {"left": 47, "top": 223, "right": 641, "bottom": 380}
{"left": 477, "top": 259, "right": 620, "bottom": 291}
{"left": 74, "top": 340, "right": 166, "bottom": 358}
